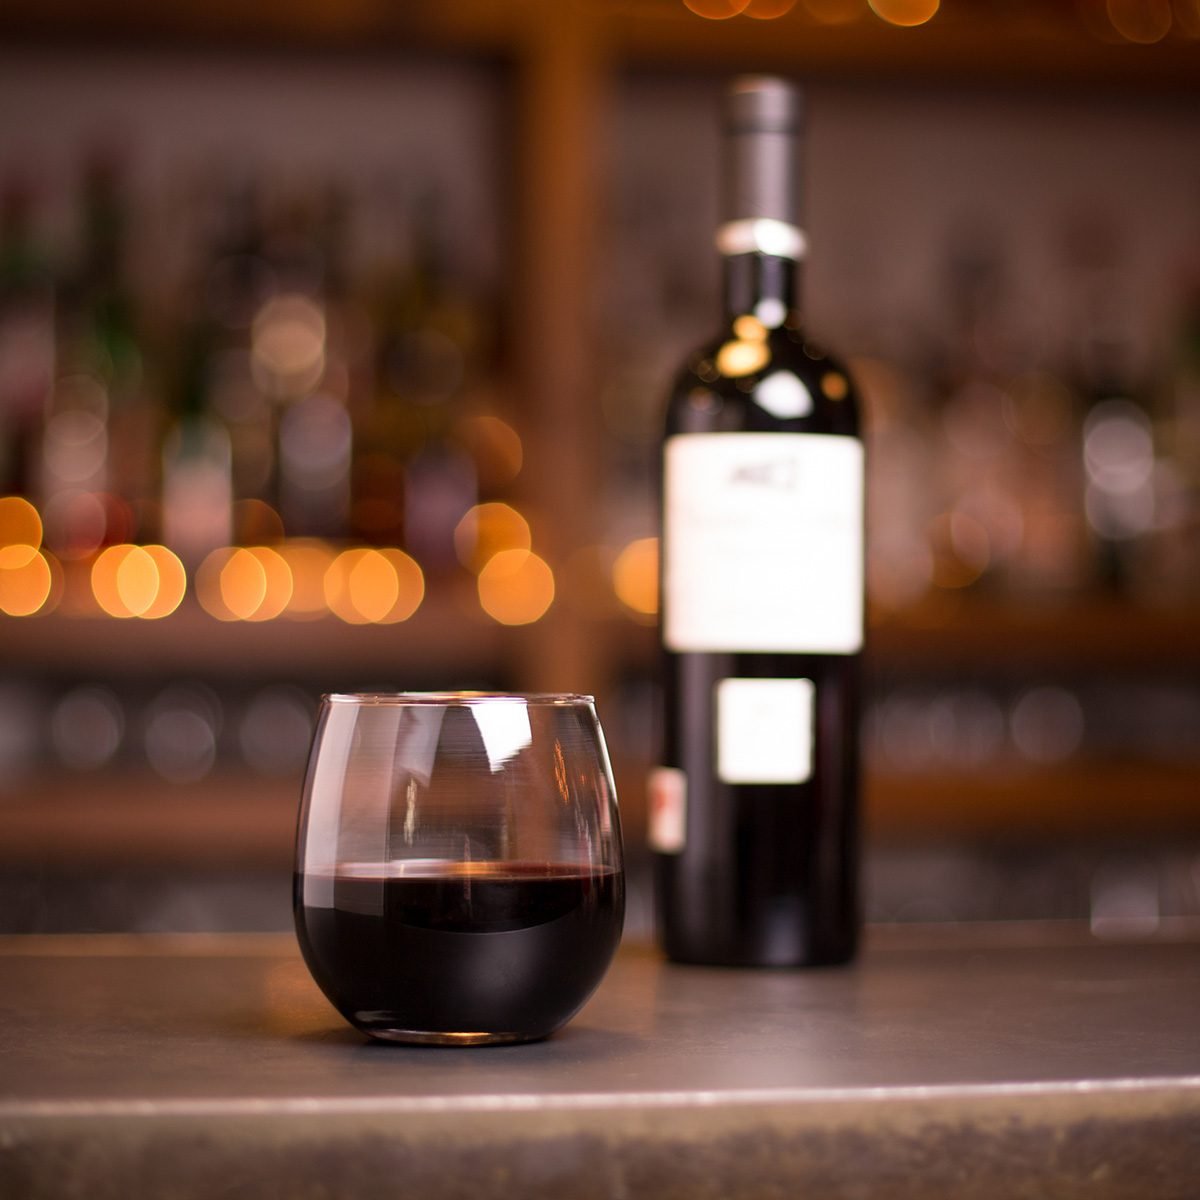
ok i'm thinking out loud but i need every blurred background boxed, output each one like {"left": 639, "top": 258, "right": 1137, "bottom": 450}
{"left": 0, "top": 0, "right": 1198, "bottom": 937}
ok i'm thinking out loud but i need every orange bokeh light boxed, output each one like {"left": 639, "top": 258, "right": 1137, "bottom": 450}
{"left": 0, "top": 496, "right": 43, "bottom": 570}
{"left": 868, "top": 0, "right": 939, "bottom": 25}
{"left": 325, "top": 548, "right": 425, "bottom": 625}
{"left": 0, "top": 548, "right": 55, "bottom": 616}
{"left": 1106, "top": 0, "right": 1172, "bottom": 42}
{"left": 140, "top": 545, "right": 188, "bottom": 620}
{"left": 683, "top": 0, "right": 751, "bottom": 16}
{"left": 278, "top": 539, "right": 336, "bottom": 620}
{"left": 244, "top": 547, "right": 293, "bottom": 622}
{"left": 375, "top": 549, "right": 425, "bottom": 623}
{"left": 612, "top": 537, "right": 660, "bottom": 619}
{"left": 745, "top": 0, "right": 799, "bottom": 16}
{"left": 453, "top": 415, "right": 524, "bottom": 489}
{"left": 477, "top": 549, "right": 555, "bottom": 626}
{"left": 117, "top": 546, "right": 159, "bottom": 616}
{"left": 219, "top": 549, "right": 267, "bottom": 621}
{"left": 196, "top": 547, "right": 292, "bottom": 621}
{"left": 92, "top": 545, "right": 151, "bottom": 618}
{"left": 91, "top": 544, "right": 184, "bottom": 619}
{"left": 454, "top": 503, "right": 532, "bottom": 574}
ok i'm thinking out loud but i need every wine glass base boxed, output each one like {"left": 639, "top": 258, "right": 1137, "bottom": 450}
{"left": 362, "top": 1025, "right": 545, "bottom": 1047}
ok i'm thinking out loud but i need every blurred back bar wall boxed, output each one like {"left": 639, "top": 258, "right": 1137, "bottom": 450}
{"left": 0, "top": 0, "right": 1198, "bottom": 936}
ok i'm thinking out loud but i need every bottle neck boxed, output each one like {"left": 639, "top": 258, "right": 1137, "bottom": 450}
{"left": 722, "top": 252, "right": 800, "bottom": 324}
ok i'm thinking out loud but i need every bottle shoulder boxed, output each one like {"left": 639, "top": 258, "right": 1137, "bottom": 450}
{"left": 666, "top": 319, "right": 860, "bottom": 437}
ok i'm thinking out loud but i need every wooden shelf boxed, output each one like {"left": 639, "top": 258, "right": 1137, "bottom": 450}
{"left": 865, "top": 760, "right": 1200, "bottom": 844}
{"left": 605, "top": 600, "right": 1200, "bottom": 676}
{"left": 0, "top": 772, "right": 297, "bottom": 870}
{"left": 867, "top": 597, "right": 1200, "bottom": 674}
{"left": 3, "top": 757, "right": 1196, "bottom": 873}
{"left": 0, "top": 597, "right": 526, "bottom": 684}
{"left": 4, "top": 597, "right": 1199, "bottom": 681}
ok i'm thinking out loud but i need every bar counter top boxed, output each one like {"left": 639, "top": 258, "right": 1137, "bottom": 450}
{"left": 2, "top": 924, "right": 1198, "bottom": 1198}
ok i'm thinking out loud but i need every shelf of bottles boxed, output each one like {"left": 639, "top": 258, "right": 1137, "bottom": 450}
{"left": 0, "top": 136, "right": 655, "bottom": 807}
{"left": 0, "top": 156, "right": 559, "bottom": 623}
{"left": 3, "top": 64, "right": 1200, "bottom": 858}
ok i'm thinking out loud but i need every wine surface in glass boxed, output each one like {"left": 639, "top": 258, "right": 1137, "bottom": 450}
{"left": 295, "top": 860, "right": 624, "bottom": 1043}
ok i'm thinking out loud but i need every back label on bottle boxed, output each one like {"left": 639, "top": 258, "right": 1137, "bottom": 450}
{"left": 716, "top": 677, "right": 814, "bottom": 784}
{"left": 663, "top": 432, "right": 863, "bottom": 653}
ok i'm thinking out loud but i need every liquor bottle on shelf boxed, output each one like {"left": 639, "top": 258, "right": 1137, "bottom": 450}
{"left": 161, "top": 320, "right": 233, "bottom": 568}
{"left": 47, "top": 153, "right": 153, "bottom": 550}
{"left": 652, "top": 77, "right": 863, "bottom": 967}
{"left": 1062, "top": 223, "right": 1157, "bottom": 595}
{"left": 0, "top": 179, "right": 55, "bottom": 498}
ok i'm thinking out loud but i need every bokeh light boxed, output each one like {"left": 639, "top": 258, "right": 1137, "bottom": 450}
{"left": 116, "top": 545, "right": 159, "bottom": 617}
{"left": 0, "top": 496, "right": 42, "bottom": 568}
{"left": 233, "top": 499, "right": 286, "bottom": 544}
{"left": 683, "top": 0, "right": 752, "bottom": 17}
{"left": 744, "top": 0, "right": 799, "bottom": 17}
{"left": 869, "top": 0, "right": 939, "bottom": 25}
{"left": 928, "top": 511, "right": 991, "bottom": 589}
{"left": 139, "top": 545, "right": 188, "bottom": 619}
{"left": 1106, "top": 0, "right": 1172, "bottom": 41}
{"left": 325, "top": 547, "right": 424, "bottom": 624}
{"left": 196, "top": 547, "right": 281, "bottom": 621}
{"left": 41, "top": 491, "right": 110, "bottom": 559}
{"left": 612, "top": 537, "right": 660, "bottom": 619}
{"left": 278, "top": 538, "right": 337, "bottom": 620}
{"left": 454, "top": 503, "right": 532, "bottom": 573}
{"left": 453, "top": 414, "right": 524, "bottom": 489}
{"left": 91, "top": 543, "right": 185, "bottom": 619}
{"left": 251, "top": 293, "right": 327, "bottom": 396}
{"left": 477, "top": 550, "right": 555, "bottom": 625}
{"left": 92, "top": 545, "right": 149, "bottom": 618}
{"left": 1010, "top": 686, "right": 1086, "bottom": 764}
{"left": 0, "top": 549, "right": 55, "bottom": 616}
{"left": 51, "top": 686, "right": 125, "bottom": 771}
{"left": 143, "top": 684, "right": 221, "bottom": 784}
{"left": 244, "top": 547, "right": 293, "bottom": 621}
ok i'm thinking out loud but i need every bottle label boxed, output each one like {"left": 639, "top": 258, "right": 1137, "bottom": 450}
{"left": 663, "top": 432, "right": 863, "bottom": 654}
{"left": 647, "top": 767, "right": 687, "bottom": 854}
{"left": 716, "top": 677, "right": 814, "bottom": 784}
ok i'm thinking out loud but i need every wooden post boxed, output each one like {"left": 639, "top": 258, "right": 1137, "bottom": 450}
{"left": 512, "top": 1, "right": 612, "bottom": 693}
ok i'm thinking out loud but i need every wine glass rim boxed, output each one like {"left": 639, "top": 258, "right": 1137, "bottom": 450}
{"left": 323, "top": 691, "right": 596, "bottom": 707}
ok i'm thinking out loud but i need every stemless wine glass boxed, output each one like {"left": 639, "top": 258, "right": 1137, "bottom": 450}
{"left": 294, "top": 693, "right": 624, "bottom": 1045}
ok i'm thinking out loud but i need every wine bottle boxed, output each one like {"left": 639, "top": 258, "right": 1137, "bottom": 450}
{"left": 651, "top": 77, "right": 863, "bottom": 967}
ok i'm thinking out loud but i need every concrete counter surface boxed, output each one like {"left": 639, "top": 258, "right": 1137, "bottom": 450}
{"left": 1, "top": 924, "right": 1198, "bottom": 1198}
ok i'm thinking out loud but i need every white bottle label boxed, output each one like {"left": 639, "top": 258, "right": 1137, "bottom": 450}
{"left": 663, "top": 432, "right": 863, "bottom": 654}
{"left": 647, "top": 767, "right": 687, "bottom": 854}
{"left": 716, "top": 677, "right": 814, "bottom": 784}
